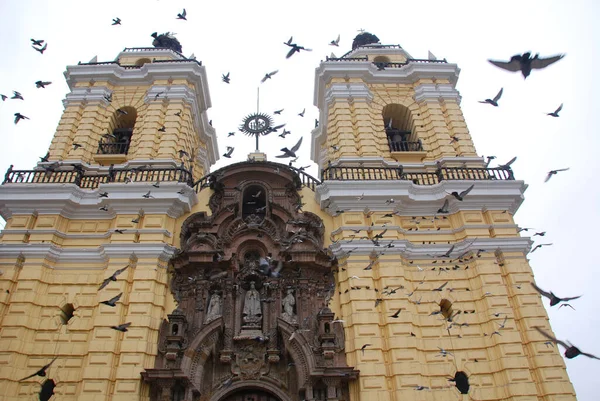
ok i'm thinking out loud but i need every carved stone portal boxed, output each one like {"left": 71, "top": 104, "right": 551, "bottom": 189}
{"left": 142, "top": 162, "right": 358, "bottom": 401}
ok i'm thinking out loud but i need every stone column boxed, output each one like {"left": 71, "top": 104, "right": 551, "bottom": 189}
{"left": 304, "top": 383, "right": 314, "bottom": 401}
{"left": 323, "top": 377, "right": 341, "bottom": 401}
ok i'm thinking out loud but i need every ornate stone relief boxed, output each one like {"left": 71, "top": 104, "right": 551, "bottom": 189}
{"left": 143, "top": 162, "right": 358, "bottom": 400}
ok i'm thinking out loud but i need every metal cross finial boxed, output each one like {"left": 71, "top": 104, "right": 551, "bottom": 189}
{"left": 357, "top": 28, "right": 365, "bottom": 33}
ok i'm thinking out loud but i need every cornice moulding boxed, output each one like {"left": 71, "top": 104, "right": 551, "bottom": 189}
{"left": 316, "top": 180, "right": 527, "bottom": 215}
{"left": 413, "top": 83, "right": 462, "bottom": 104}
{"left": 329, "top": 237, "right": 533, "bottom": 258}
{"left": 0, "top": 243, "right": 178, "bottom": 265}
{"left": 345, "top": 46, "right": 413, "bottom": 60}
{"left": 0, "top": 183, "right": 198, "bottom": 220}
{"left": 3, "top": 228, "right": 173, "bottom": 239}
{"left": 314, "top": 62, "right": 461, "bottom": 109}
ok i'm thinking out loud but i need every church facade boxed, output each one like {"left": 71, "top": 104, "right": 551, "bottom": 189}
{"left": 0, "top": 34, "right": 577, "bottom": 401}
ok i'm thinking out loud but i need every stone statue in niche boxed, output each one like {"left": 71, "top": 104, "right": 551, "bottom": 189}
{"left": 281, "top": 288, "right": 297, "bottom": 323}
{"left": 242, "top": 281, "right": 262, "bottom": 326}
{"left": 204, "top": 292, "right": 222, "bottom": 323}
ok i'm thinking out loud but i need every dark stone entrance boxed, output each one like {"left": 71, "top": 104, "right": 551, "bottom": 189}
{"left": 219, "top": 388, "right": 280, "bottom": 401}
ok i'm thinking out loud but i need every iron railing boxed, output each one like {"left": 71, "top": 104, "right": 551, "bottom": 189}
{"left": 326, "top": 54, "right": 448, "bottom": 65}
{"left": 192, "top": 162, "right": 322, "bottom": 193}
{"left": 2, "top": 165, "right": 193, "bottom": 188}
{"left": 321, "top": 166, "right": 514, "bottom": 184}
{"left": 3, "top": 163, "right": 512, "bottom": 193}
{"left": 97, "top": 141, "right": 130, "bottom": 155}
{"left": 325, "top": 56, "right": 369, "bottom": 62}
{"left": 374, "top": 59, "right": 448, "bottom": 69}
{"left": 388, "top": 139, "right": 423, "bottom": 152}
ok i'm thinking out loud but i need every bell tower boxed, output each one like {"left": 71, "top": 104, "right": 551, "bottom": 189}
{"left": 0, "top": 35, "right": 217, "bottom": 400}
{"left": 54, "top": 40, "right": 217, "bottom": 177}
{"left": 312, "top": 33, "right": 577, "bottom": 400}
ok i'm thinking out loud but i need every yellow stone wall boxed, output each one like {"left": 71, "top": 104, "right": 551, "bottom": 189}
{"left": 324, "top": 78, "right": 477, "bottom": 164}
{"left": 0, "top": 234, "right": 176, "bottom": 400}
{"left": 316, "top": 208, "right": 576, "bottom": 400}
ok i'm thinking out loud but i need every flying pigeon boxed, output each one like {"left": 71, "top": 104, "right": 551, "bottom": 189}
{"left": 329, "top": 34, "right": 340, "bottom": 46}
{"left": 261, "top": 70, "right": 279, "bottom": 83}
{"left": 18, "top": 357, "right": 58, "bottom": 381}
{"left": 32, "top": 43, "right": 47, "bottom": 54}
{"left": 531, "top": 283, "right": 581, "bottom": 307}
{"left": 223, "top": 146, "right": 234, "bottom": 158}
{"left": 479, "top": 88, "right": 503, "bottom": 107}
{"left": 35, "top": 80, "right": 52, "bottom": 88}
{"left": 488, "top": 52, "right": 565, "bottom": 79}
{"left": 276, "top": 137, "right": 303, "bottom": 158}
{"left": 534, "top": 327, "right": 599, "bottom": 360}
{"left": 547, "top": 103, "right": 563, "bottom": 117}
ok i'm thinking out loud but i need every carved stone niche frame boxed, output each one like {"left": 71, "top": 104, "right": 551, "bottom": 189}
{"left": 143, "top": 161, "right": 358, "bottom": 400}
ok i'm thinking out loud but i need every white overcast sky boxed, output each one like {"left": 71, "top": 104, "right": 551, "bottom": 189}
{"left": 0, "top": 0, "right": 599, "bottom": 399}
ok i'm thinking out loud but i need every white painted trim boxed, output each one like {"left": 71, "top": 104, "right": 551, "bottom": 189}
{"left": 0, "top": 182, "right": 198, "bottom": 220}
{"left": 2, "top": 228, "right": 172, "bottom": 239}
{"left": 0, "top": 243, "right": 178, "bottom": 265}
{"left": 116, "top": 48, "right": 186, "bottom": 62}
{"left": 62, "top": 86, "right": 113, "bottom": 107}
{"left": 344, "top": 45, "right": 414, "bottom": 60}
{"left": 314, "top": 61, "right": 461, "bottom": 109}
{"left": 332, "top": 223, "right": 522, "bottom": 236}
{"left": 329, "top": 236, "right": 532, "bottom": 258}
{"left": 413, "top": 83, "right": 462, "bottom": 104}
{"left": 316, "top": 179, "right": 527, "bottom": 215}
{"left": 323, "top": 83, "right": 374, "bottom": 105}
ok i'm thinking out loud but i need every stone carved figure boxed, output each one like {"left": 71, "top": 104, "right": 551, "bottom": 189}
{"left": 243, "top": 281, "right": 262, "bottom": 322}
{"left": 282, "top": 289, "right": 297, "bottom": 323}
{"left": 204, "top": 292, "right": 222, "bottom": 323}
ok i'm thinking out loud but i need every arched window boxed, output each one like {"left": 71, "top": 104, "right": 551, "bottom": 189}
{"left": 373, "top": 56, "right": 390, "bottom": 63}
{"left": 439, "top": 299, "right": 454, "bottom": 321}
{"left": 135, "top": 58, "right": 151, "bottom": 66}
{"left": 98, "top": 106, "right": 137, "bottom": 155}
{"left": 242, "top": 185, "right": 267, "bottom": 219}
{"left": 382, "top": 104, "right": 422, "bottom": 152}
{"left": 373, "top": 56, "right": 390, "bottom": 70}
{"left": 60, "top": 303, "right": 75, "bottom": 325}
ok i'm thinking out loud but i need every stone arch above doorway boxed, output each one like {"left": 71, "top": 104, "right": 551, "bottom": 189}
{"left": 212, "top": 382, "right": 288, "bottom": 401}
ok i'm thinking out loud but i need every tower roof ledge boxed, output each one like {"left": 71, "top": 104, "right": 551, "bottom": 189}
{"left": 342, "top": 44, "right": 413, "bottom": 60}
{"left": 118, "top": 47, "right": 187, "bottom": 61}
